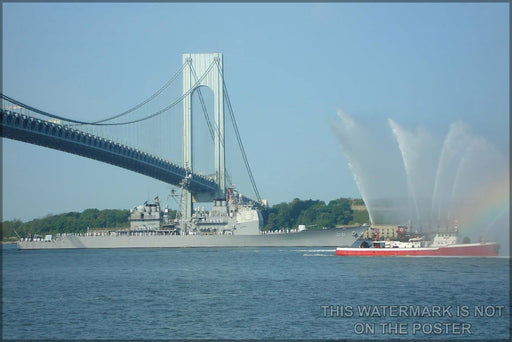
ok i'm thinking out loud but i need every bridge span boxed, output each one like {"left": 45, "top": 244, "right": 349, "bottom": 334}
{"left": 0, "top": 109, "right": 219, "bottom": 195}
{"left": 1, "top": 52, "right": 263, "bottom": 216}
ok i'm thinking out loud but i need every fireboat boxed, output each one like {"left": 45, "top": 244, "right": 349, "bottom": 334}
{"left": 335, "top": 225, "right": 499, "bottom": 257}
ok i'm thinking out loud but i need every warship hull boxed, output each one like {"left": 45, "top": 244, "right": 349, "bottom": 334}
{"left": 17, "top": 226, "right": 367, "bottom": 250}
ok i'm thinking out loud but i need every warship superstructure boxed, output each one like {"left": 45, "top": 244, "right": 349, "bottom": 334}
{"left": 17, "top": 193, "right": 368, "bottom": 249}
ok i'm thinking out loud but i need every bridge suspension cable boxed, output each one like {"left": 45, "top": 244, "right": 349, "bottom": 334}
{"left": 90, "top": 62, "right": 187, "bottom": 124}
{"left": 214, "top": 60, "right": 262, "bottom": 203}
{"left": 189, "top": 61, "right": 236, "bottom": 188}
{"left": 189, "top": 62, "right": 217, "bottom": 142}
{"left": 0, "top": 60, "right": 216, "bottom": 127}
{"left": 0, "top": 93, "right": 98, "bottom": 126}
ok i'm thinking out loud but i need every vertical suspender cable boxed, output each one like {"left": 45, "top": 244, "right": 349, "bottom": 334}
{"left": 189, "top": 62, "right": 234, "bottom": 188}
{"left": 215, "top": 61, "right": 262, "bottom": 203}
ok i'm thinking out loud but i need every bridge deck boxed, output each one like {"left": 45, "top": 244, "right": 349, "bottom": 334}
{"left": 0, "top": 110, "right": 219, "bottom": 194}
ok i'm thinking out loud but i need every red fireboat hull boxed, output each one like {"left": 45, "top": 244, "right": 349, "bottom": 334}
{"left": 335, "top": 243, "right": 499, "bottom": 257}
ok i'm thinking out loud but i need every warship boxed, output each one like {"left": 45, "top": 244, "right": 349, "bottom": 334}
{"left": 17, "top": 191, "right": 368, "bottom": 249}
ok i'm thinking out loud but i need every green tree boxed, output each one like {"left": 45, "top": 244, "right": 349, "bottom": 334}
{"left": 1, "top": 208, "right": 130, "bottom": 240}
{"left": 262, "top": 197, "right": 364, "bottom": 231}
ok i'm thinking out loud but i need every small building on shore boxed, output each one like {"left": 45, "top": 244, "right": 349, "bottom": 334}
{"left": 361, "top": 225, "right": 399, "bottom": 240}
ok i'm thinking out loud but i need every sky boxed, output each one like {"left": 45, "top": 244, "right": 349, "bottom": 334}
{"left": 2, "top": 2, "right": 509, "bottom": 222}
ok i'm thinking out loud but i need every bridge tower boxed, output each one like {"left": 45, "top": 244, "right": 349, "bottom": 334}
{"left": 182, "top": 53, "right": 225, "bottom": 220}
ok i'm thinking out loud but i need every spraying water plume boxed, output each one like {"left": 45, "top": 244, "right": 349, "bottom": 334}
{"left": 331, "top": 110, "right": 509, "bottom": 253}
{"left": 329, "top": 110, "right": 409, "bottom": 226}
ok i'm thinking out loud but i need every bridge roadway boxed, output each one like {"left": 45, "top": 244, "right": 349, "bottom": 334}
{"left": 0, "top": 110, "right": 219, "bottom": 195}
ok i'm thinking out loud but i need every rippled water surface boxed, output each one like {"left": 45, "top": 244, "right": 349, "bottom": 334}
{"left": 2, "top": 244, "right": 510, "bottom": 340}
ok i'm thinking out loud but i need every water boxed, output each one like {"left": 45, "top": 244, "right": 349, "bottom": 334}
{"left": 2, "top": 244, "right": 510, "bottom": 340}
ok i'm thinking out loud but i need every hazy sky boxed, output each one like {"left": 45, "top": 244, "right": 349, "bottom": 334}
{"left": 2, "top": 3, "right": 509, "bottom": 222}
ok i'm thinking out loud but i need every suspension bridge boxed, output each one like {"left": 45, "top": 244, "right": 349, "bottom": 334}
{"left": 1, "top": 53, "right": 262, "bottom": 220}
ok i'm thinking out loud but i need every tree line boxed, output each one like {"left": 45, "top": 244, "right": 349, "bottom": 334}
{"left": 261, "top": 198, "right": 369, "bottom": 231}
{"left": 1, "top": 209, "right": 131, "bottom": 241}
{"left": 1, "top": 198, "right": 369, "bottom": 241}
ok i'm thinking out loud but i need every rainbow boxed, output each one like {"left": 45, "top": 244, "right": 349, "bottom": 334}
{"left": 452, "top": 169, "right": 509, "bottom": 241}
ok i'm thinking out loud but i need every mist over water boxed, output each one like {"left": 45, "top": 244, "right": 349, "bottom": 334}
{"left": 331, "top": 110, "right": 509, "bottom": 253}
